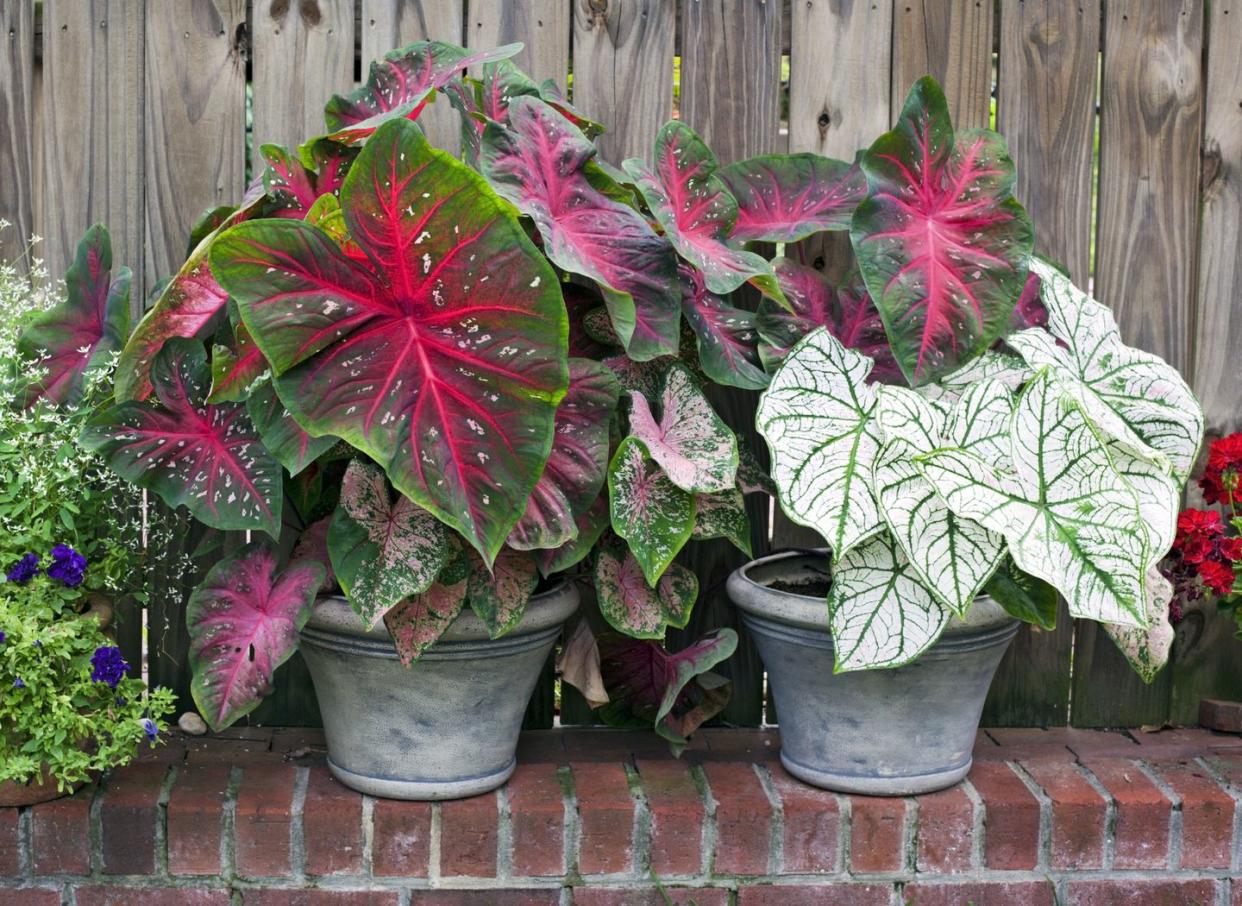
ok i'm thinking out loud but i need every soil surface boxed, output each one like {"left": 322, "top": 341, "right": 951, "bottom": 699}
{"left": 765, "top": 578, "right": 832, "bottom": 597}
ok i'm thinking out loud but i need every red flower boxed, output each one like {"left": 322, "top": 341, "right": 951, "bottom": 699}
{"left": 1199, "top": 559, "right": 1237, "bottom": 597}
{"left": 1220, "top": 536, "right": 1242, "bottom": 563}
{"left": 1200, "top": 433, "right": 1242, "bottom": 506}
{"left": 1175, "top": 509, "right": 1225, "bottom": 564}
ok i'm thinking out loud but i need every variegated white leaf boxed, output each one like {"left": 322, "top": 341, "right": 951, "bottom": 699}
{"left": 756, "top": 327, "right": 884, "bottom": 556}
{"left": 828, "top": 531, "right": 952, "bottom": 670}
{"left": 1110, "top": 444, "right": 1179, "bottom": 567}
{"left": 945, "top": 379, "right": 1015, "bottom": 468}
{"left": 921, "top": 350, "right": 1032, "bottom": 403}
{"left": 916, "top": 369, "right": 1149, "bottom": 627}
{"left": 1104, "top": 568, "right": 1175, "bottom": 683}
{"left": 875, "top": 386, "right": 946, "bottom": 455}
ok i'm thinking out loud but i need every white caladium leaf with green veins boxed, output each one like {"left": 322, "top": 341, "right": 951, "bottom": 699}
{"left": 1010, "top": 258, "right": 1203, "bottom": 481}
{"left": 1109, "top": 445, "right": 1179, "bottom": 565}
{"left": 608, "top": 436, "right": 696, "bottom": 585}
{"left": 1104, "top": 568, "right": 1176, "bottom": 683}
{"left": 628, "top": 365, "right": 738, "bottom": 493}
{"left": 756, "top": 328, "right": 884, "bottom": 557}
{"left": 916, "top": 369, "right": 1149, "bottom": 627}
{"left": 828, "top": 531, "right": 953, "bottom": 670}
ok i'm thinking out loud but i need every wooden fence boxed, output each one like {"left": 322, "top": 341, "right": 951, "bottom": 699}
{"left": 1, "top": 0, "right": 1240, "bottom": 730}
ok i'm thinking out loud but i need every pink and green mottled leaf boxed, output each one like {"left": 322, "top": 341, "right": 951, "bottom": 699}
{"left": 594, "top": 542, "right": 698, "bottom": 639}
{"left": 538, "top": 496, "right": 609, "bottom": 577}
{"left": 467, "top": 546, "right": 539, "bottom": 638}
{"left": 480, "top": 96, "right": 681, "bottom": 361}
{"left": 211, "top": 118, "right": 567, "bottom": 565}
{"left": 623, "top": 122, "right": 778, "bottom": 298}
{"left": 603, "top": 352, "right": 678, "bottom": 399}
{"left": 608, "top": 437, "right": 697, "bottom": 585}
{"left": 245, "top": 382, "right": 337, "bottom": 476}
{"left": 187, "top": 539, "right": 324, "bottom": 731}
{"left": 509, "top": 359, "right": 621, "bottom": 551}
{"left": 627, "top": 365, "right": 738, "bottom": 493}
{"left": 692, "top": 488, "right": 752, "bottom": 557}
{"left": 717, "top": 153, "right": 867, "bottom": 243}
{"left": 291, "top": 516, "right": 336, "bottom": 594}
{"left": 384, "top": 544, "right": 470, "bottom": 665}
{"left": 597, "top": 629, "right": 736, "bottom": 749}
{"left": 207, "top": 321, "right": 268, "bottom": 403}
{"left": 850, "top": 76, "right": 1034, "bottom": 386}
{"left": 679, "top": 265, "right": 768, "bottom": 391}
{"left": 18, "top": 224, "right": 132, "bottom": 406}
{"left": 327, "top": 459, "right": 451, "bottom": 628}
{"left": 81, "top": 338, "right": 282, "bottom": 535}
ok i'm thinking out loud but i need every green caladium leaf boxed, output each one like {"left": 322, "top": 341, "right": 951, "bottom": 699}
{"left": 607, "top": 437, "right": 696, "bottom": 585}
{"left": 245, "top": 382, "right": 338, "bottom": 477}
{"left": 1104, "top": 568, "right": 1175, "bottom": 683}
{"left": 828, "top": 531, "right": 952, "bottom": 670}
{"left": 594, "top": 543, "right": 698, "bottom": 639}
{"left": 328, "top": 460, "right": 451, "bottom": 628}
{"left": 1009, "top": 258, "right": 1203, "bottom": 482}
{"left": 468, "top": 546, "right": 539, "bottom": 639}
{"left": 984, "top": 559, "right": 1058, "bottom": 630}
{"left": 916, "top": 369, "right": 1149, "bottom": 627}
{"left": 692, "top": 488, "right": 752, "bottom": 557}
{"left": 383, "top": 545, "right": 470, "bottom": 666}
{"left": 538, "top": 497, "right": 610, "bottom": 577}
{"left": 207, "top": 321, "right": 267, "bottom": 404}
{"left": 627, "top": 365, "right": 738, "bottom": 494}
{"left": 756, "top": 327, "right": 884, "bottom": 556}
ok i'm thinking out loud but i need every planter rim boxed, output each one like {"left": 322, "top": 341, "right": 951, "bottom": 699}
{"left": 727, "top": 548, "right": 1013, "bottom": 636}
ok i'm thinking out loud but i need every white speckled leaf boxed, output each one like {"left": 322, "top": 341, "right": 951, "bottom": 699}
{"left": 916, "top": 370, "right": 1149, "bottom": 627}
{"left": 828, "top": 532, "right": 952, "bottom": 671}
{"left": 383, "top": 552, "right": 468, "bottom": 667}
{"left": 945, "top": 379, "right": 1016, "bottom": 469}
{"left": 692, "top": 488, "right": 752, "bottom": 557}
{"left": 628, "top": 365, "right": 738, "bottom": 493}
{"left": 756, "top": 327, "right": 884, "bottom": 557}
{"left": 468, "top": 546, "right": 539, "bottom": 639}
{"left": 1110, "top": 444, "right": 1180, "bottom": 567}
{"left": 1104, "top": 569, "right": 1175, "bottom": 683}
{"left": 594, "top": 544, "right": 698, "bottom": 639}
{"left": 607, "top": 437, "right": 696, "bottom": 585}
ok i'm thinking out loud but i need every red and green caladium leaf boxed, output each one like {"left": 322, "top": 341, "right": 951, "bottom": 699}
{"left": 594, "top": 541, "right": 698, "bottom": 639}
{"left": 597, "top": 629, "right": 736, "bottom": 749}
{"left": 260, "top": 141, "right": 356, "bottom": 219}
{"left": 608, "top": 437, "right": 696, "bottom": 585}
{"left": 81, "top": 338, "right": 283, "bottom": 535}
{"left": 208, "top": 321, "right": 267, "bottom": 404}
{"left": 622, "top": 121, "right": 778, "bottom": 299}
{"left": 717, "top": 153, "right": 867, "bottom": 243}
{"left": 246, "top": 382, "right": 337, "bottom": 476}
{"left": 327, "top": 459, "right": 452, "bottom": 628}
{"left": 679, "top": 265, "right": 769, "bottom": 392}
{"left": 324, "top": 40, "right": 522, "bottom": 141}
{"left": 186, "top": 539, "right": 324, "bottom": 731}
{"left": 850, "top": 76, "right": 1034, "bottom": 386}
{"left": 383, "top": 543, "right": 470, "bottom": 666}
{"left": 508, "top": 359, "right": 621, "bottom": 551}
{"left": 467, "top": 546, "right": 539, "bottom": 638}
{"left": 538, "top": 496, "right": 609, "bottom": 577}
{"left": 18, "top": 224, "right": 132, "bottom": 406}
{"left": 479, "top": 96, "right": 682, "bottom": 361}
{"left": 210, "top": 117, "right": 567, "bottom": 565}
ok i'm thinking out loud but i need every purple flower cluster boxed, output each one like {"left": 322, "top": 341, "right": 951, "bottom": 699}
{"left": 6, "top": 553, "right": 39, "bottom": 584}
{"left": 47, "top": 545, "right": 87, "bottom": 587}
{"left": 140, "top": 718, "right": 159, "bottom": 743}
{"left": 90, "top": 645, "right": 129, "bottom": 688}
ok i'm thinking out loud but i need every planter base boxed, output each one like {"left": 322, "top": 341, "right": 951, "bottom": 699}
{"left": 326, "top": 755, "right": 516, "bottom": 801}
{"left": 780, "top": 751, "right": 971, "bottom": 797}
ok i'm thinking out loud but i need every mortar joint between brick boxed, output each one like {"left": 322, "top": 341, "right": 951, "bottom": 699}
{"left": 1196, "top": 756, "right": 1242, "bottom": 873}
{"left": 153, "top": 762, "right": 178, "bottom": 879}
{"left": 751, "top": 763, "right": 784, "bottom": 876}
{"left": 360, "top": 795, "right": 376, "bottom": 879}
{"left": 15, "top": 805, "right": 31, "bottom": 880}
{"left": 690, "top": 763, "right": 718, "bottom": 878}
{"left": 428, "top": 801, "right": 443, "bottom": 885}
{"left": 1137, "top": 758, "right": 1184, "bottom": 871}
{"left": 838, "top": 790, "right": 853, "bottom": 878}
{"left": 557, "top": 764, "right": 582, "bottom": 883}
{"left": 960, "top": 777, "right": 985, "bottom": 873}
{"left": 1075, "top": 760, "right": 1118, "bottom": 870}
{"left": 902, "top": 795, "right": 919, "bottom": 875}
{"left": 290, "top": 765, "right": 309, "bottom": 882}
{"left": 88, "top": 775, "right": 105, "bottom": 876}
{"left": 496, "top": 781, "right": 514, "bottom": 881}
{"left": 1009, "top": 759, "right": 1052, "bottom": 872}
{"left": 221, "top": 765, "right": 242, "bottom": 882}
{"left": 623, "top": 761, "right": 652, "bottom": 879}
{"left": 1217, "top": 875, "right": 1231, "bottom": 906}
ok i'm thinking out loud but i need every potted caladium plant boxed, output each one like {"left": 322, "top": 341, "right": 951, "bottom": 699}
{"left": 722, "top": 78, "right": 1204, "bottom": 794}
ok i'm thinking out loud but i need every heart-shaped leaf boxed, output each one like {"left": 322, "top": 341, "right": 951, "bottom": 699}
{"left": 260, "top": 141, "right": 357, "bottom": 219}
{"left": 208, "top": 321, "right": 267, "bottom": 404}
{"left": 594, "top": 542, "right": 698, "bottom": 639}
{"left": 538, "top": 496, "right": 610, "bottom": 577}
{"left": 850, "top": 76, "right": 1034, "bottom": 386}
{"left": 718, "top": 153, "right": 867, "bottom": 243}
{"left": 608, "top": 437, "right": 696, "bottom": 585}
{"left": 211, "top": 117, "right": 567, "bottom": 565}
{"left": 1105, "top": 569, "right": 1175, "bottom": 683}
{"left": 19, "top": 224, "right": 132, "bottom": 406}
{"left": 245, "top": 382, "right": 337, "bottom": 476}
{"left": 328, "top": 459, "right": 451, "bottom": 628}
{"left": 383, "top": 546, "right": 470, "bottom": 666}
{"left": 81, "top": 338, "right": 282, "bottom": 535}
{"left": 984, "top": 559, "right": 1058, "bottom": 630}
{"left": 679, "top": 266, "right": 768, "bottom": 391}
{"left": 468, "top": 546, "right": 539, "bottom": 639}
{"left": 480, "top": 96, "right": 682, "bottom": 361}
{"left": 692, "top": 488, "right": 752, "bottom": 557}
{"left": 187, "top": 540, "right": 324, "bottom": 731}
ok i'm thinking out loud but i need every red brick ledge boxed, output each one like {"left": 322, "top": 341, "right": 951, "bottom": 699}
{"left": 2, "top": 727, "right": 1241, "bottom": 905}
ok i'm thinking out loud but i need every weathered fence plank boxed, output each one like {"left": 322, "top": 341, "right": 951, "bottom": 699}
{"left": 891, "top": 0, "right": 993, "bottom": 130}
{"left": 468, "top": 0, "right": 571, "bottom": 88}
{"left": 0, "top": 0, "right": 35, "bottom": 267}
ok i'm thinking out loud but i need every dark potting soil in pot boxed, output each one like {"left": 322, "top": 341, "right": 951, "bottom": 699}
{"left": 765, "top": 578, "right": 832, "bottom": 597}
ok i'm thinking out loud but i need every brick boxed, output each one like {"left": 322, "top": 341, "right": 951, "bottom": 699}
{"left": 234, "top": 762, "right": 297, "bottom": 878}
{"left": 242, "top": 893, "right": 399, "bottom": 906}
{"left": 75, "top": 890, "right": 232, "bottom": 906}
{"left": 768, "top": 766, "right": 841, "bottom": 874}
{"left": 574, "top": 762, "right": 636, "bottom": 875}
{"left": 31, "top": 784, "right": 93, "bottom": 874}
{"left": 969, "top": 762, "right": 1040, "bottom": 870}
{"left": 637, "top": 759, "right": 705, "bottom": 876}
{"left": 507, "top": 762, "right": 566, "bottom": 877}
{"left": 1066, "top": 879, "right": 1218, "bottom": 906}
{"left": 737, "top": 884, "right": 890, "bottom": 905}
{"left": 302, "top": 764, "right": 363, "bottom": 876}
{"left": 0, "top": 890, "right": 59, "bottom": 906}
{"left": 1082, "top": 758, "right": 1171, "bottom": 869}
{"left": 371, "top": 798, "right": 432, "bottom": 877}
{"left": 702, "top": 762, "right": 771, "bottom": 876}
{"left": 440, "top": 792, "right": 499, "bottom": 877}
{"left": 1151, "top": 759, "right": 1235, "bottom": 869}
{"left": 903, "top": 881, "right": 1055, "bottom": 906}
{"left": 405, "top": 894, "right": 560, "bottom": 905}
{"left": 1021, "top": 759, "right": 1106, "bottom": 869}
{"left": 0, "top": 806, "right": 21, "bottom": 876}
{"left": 573, "top": 890, "right": 729, "bottom": 906}
{"left": 99, "top": 761, "right": 167, "bottom": 875}
{"left": 849, "top": 796, "right": 906, "bottom": 873}
{"left": 915, "top": 784, "right": 973, "bottom": 874}
{"left": 166, "top": 762, "right": 230, "bottom": 876}
{"left": 1200, "top": 698, "right": 1242, "bottom": 732}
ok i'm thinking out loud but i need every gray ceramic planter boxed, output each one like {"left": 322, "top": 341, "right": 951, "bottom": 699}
{"left": 299, "top": 580, "right": 578, "bottom": 800}
{"left": 728, "top": 550, "right": 1019, "bottom": 796}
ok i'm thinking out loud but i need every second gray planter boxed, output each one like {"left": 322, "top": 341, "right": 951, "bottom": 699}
{"left": 728, "top": 550, "right": 1019, "bottom": 796}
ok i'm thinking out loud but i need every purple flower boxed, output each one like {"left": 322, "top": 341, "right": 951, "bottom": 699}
{"left": 0, "top": 631, "right": 6, "bottom": 645}
{"left": 47, "top": 544, "right": 87, "bottom": 587}
{"left": 12, "top": 678, "right": 24, "bottom": 689}
{"left": 6, "top": 553, "right": 39, "bottom": 584}
{"left": 90, "top": 646, "right": 128, "bottom": 688}
{"left": 140, "top": 719, "right": 158, "bottom": 743}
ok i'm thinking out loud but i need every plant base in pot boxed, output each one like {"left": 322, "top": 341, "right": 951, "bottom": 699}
{"left": 728, "top": 551, "right": 1019, "bottom": 796}
{"left": 299, "top": 580, "right": 578, "bottom": 800}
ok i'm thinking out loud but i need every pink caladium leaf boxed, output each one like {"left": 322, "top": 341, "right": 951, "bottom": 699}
{"left": 679, "top": 266, "right": 768, "bottom": 391}
{"left": 324, "top": 40, "right": 522, "bottom": 141}
{"left": 692, "top": 488, "right": 752, "bottom": 557}
{"left": 607, "top": 437, "right": 697, "bottom": 586}
{"left": 626, "top": 365, "right": 738, "bottom": 494}
{"left": 603, "top": 352, "right": 679, "bottom": 400}
{"left": 623, "top": 122, "right": 779, "bottom": 298}
{"left": 467, "top": 546, "right": 539, "bottom": 638}
{"left": 327, "top": 459, "right": 452, "bottom": 628}
{"left": 538, "top": 495, "right": 609, "bottom": 577}
{"left": 81, "top": 338, "right": 282, "bottom": 535}
{"left": 509, "top": 359, "right": 621, "bottom": 552}
{"left": 718, "top": 153, "right": 867, "bottom": 243}
{"left": 597, "top": 628, "right": 736, "bottom": 749}
{"left": 207, "top": 321, "right": 268, "bottom": 404}
{"left": 18, "top": 224, "right": 132, "bottom": 407}
{"left": 260, "top": 141, "right": 357, "bottom": 219}
{"left": 245, "top": 382, "right": 337, "bottom": 476}
{"left": 384, "top": 545, "right": 470, "bottom": 666}
{"left": 186, "top": 539, "right": 324, "bottom": 731}
{"left": 1008, "top": 270, "right": 1048, "bottom": 332}
{"left": 210, "top": 118, "right": 567, "bottom": 565}
{"left": 291, "top": 516, "right": 336, "bottom": 593}
{"left": 480, "top": 96, "right": 682, "bottom": 361}
{"left": 594, "top": 542, "right": 698, "bottom": 639}
{"left": 850, "top": 76, "right": 1034, "bottom": 385}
